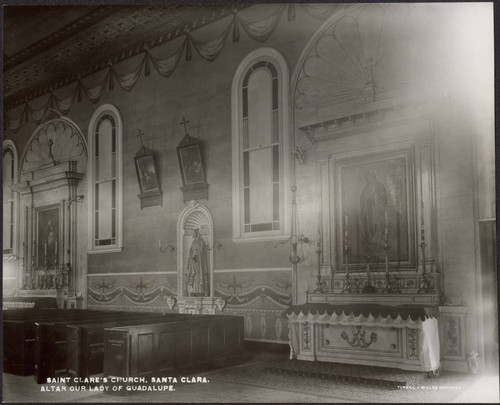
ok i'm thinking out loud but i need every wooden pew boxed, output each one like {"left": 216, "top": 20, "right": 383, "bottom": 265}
{"left": 103, "top": 315, "right": 244, "bottom": 379}
{"left": 3, "top": 308, "right": 83, "bottom": 320}
{"left": 3, "top": 310, "right": 122, "bottom": 375}
{"left": 35, "top": 312, "right": 182, "bottom": 384}
{"left": 66, "top": 314, "right": 190, "bottom": 382}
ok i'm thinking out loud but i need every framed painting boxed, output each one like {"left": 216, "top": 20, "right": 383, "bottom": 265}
{"left": 36, "top": 204, "right": 61, "bottom": 269}
{"left": 177, "top": 143, "right": 206, "bottom": 186}
{"left": 134, "top": 152, "right": 160, "bottom": 194}
{"left": 335, "top": 150, "right": 415, "bottom": 271}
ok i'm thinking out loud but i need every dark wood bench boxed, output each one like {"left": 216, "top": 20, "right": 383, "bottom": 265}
{"left": 35, "top": 312, "right": 182, "bottom": 384}
{"left": 3, "top": 308, "right": 84, "bottom": 320}
{"left": 103, "top": 315, "right": 244, "bottom": 379}
{"left": 66, "top": 313, "right": 191, "bottom": 383}
{"left": 3, "top": 310, "right": 123, "bottom": 375}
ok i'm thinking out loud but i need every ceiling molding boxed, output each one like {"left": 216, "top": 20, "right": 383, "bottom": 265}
{"left": 4, "top": 4, "right": 251, "bottom": 112}
{"left": 4, "top": 6, "right": 116, "bottom": 71}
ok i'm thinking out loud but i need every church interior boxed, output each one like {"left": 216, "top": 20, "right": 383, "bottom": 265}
{"left": 2, "top": 3, "right": 498, "bottom": 403}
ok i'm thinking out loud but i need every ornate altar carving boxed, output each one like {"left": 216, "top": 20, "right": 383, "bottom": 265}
{"left": 287, "top": 303, "right": 440, "bottom": 372}
{"left": 12, "top": 114, "right": 87, "bottom": 308}
{"left": 439, "top": 306, "right": 468, "bottom": 372}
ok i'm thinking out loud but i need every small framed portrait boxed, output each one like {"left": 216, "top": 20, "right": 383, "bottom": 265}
{"left": 177, "top": 141, "right": 206, "bottom": 186}
{"left": 134, "top": 151, "right": 160, "bottom": 194}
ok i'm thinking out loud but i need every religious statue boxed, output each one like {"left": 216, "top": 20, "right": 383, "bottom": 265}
{"left": 186, "top": 228, "right": 209, "bottom": 297}
{"left": 360, "top": 171, "right": 388, "bottom": 259}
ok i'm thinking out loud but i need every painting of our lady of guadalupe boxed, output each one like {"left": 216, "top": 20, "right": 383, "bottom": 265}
{"left": 340, "top": 155, "right": 411, "bottom": 268}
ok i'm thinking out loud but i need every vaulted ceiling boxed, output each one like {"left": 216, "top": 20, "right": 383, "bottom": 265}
{"left": 3, "top": 4, "right": 249, "bottom": 111}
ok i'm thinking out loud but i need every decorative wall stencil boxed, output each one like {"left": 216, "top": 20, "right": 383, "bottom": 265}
{"left": 407, "top": 328, "right": 419, "bottom": 359}
{"left": 87, "top": 274, "right": 177, "bottom": 309}
{"left": 217, "top": 274, "right": 292, "bottom": 307}
{"left": 215, "top": 297, "right": 226, "bottom": 311}
{"left": 6, "top": 4, "right": 342, "bottom": 133}
{"left": 166, "top": 296, "right": 176, "bottom": 310}
{"left": 340, "top": 326, "right": 377, "bottom": 348}
{"left": 245, "top": 316, "right": 253, "bottom": 336}
{"left": 215, "top": 270, "right": 292, "bottom": 342}
{"left": 260, "top": 315, "right": 267, "bottom": 338}
{"left": 275, "top": 318, "right": 283, "bottom": 340}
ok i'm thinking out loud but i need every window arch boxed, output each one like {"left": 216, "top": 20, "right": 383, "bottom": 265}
{"left": 3, "top": 140, "right": 18, "bottom": 256}
{"left": 87, "top": 105, "right": 123, "bottom": 253}
{"left": 231, "top": 48, "right": 291, "bottom": 241}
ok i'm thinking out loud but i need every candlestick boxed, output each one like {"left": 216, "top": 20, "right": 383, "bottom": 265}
{"left": 384, "top": 206, "right": 388, "bottom": 236}
{"left": 420, "top": 201, "right": 425, "bottom": 242}
{"left": 342, "top": 218, "right": 351, "bottom": 293}
{"left": 418, "top": 201, "right": 430, "bottom": 293}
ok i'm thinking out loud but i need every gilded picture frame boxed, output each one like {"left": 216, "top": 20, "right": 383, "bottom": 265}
{"left": 335, "top": 150, "right": 416, "bottom": 271}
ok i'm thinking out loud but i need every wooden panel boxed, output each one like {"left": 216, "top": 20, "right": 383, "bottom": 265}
{"left": 158, "top": 331, "right": 175, "bottom": 373}
{"left": 192, "top": 327, "right": 209, "bottom": 363}
{"left": 66, "top": 313, "right": 189, "bottom": 382}
{"left": 103, "top": 315, "right": 245, "bottom": 378}
{"left": 104, "top": 330, "right": 129, "bottom": 377}
{"left": 210, "top": 325, "right": 225, "bottom": 358}
{"left": 137, "top": 333, "right": 154, "bottom": 376}
{"left": 223, "top": 324, "right": 240, "bottom": 357}
{"left": 174, "top": 329, "right": 192, "bottom": 367}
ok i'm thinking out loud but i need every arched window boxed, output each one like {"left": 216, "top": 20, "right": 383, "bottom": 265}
{"left": 87, "top": 105, "right": 123, "bottom": 253}
{"left": 232, "top": 48, "right": 291, "bottom": 241}
{"left": 3, "top": 140, "right": 18, "bottom": 255}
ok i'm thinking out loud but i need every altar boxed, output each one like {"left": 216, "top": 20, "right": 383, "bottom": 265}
{"left": 286, "top": 303, "right": 440, "bottom": 372}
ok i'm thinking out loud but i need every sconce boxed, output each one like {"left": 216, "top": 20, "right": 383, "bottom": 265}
{"left": 68, "top": 195, "right": 84, "bottom": 206}
{"left": 273, "top": 234, "right": 309, "bottom": 249}
{"left": 207, "top": 240, "right": 222, "bottom": 251}
{"left": 158, "top": 241, "right": 176, "bottom": 254}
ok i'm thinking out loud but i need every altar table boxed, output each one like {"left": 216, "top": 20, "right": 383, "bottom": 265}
{"left": 285, "top": 303, "right": 440, "bottom": 372}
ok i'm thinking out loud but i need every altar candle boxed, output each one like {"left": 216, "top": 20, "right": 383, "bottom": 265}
{"left": 384, "top": 206, "right": 388, "bottom": 235}
{"left": 420, "top": 201, "right": 425, "bottom": 242}
{"left": 44, "top": 241, "right": 47, "bottom": 256}
{"left": 158, "top": 240, "right": 161, "bottom": 248}
{"left": 55, "top": 239, "right": 58, "bottom": 256}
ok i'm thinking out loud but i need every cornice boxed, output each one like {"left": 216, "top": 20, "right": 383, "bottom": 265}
{"left": 4, "top": 4, "right": 252, "bottom": 111}
{"left": 4, "top": 6, "right": 116, "bottom": 71}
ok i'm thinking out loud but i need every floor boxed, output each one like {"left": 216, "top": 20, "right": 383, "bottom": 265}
{"left": 2, "top": 351, "right": 499, "bottom": 403}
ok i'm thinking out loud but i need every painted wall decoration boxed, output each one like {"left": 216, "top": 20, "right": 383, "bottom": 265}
{"left": 87, "top": 274, "right": 177, "bottom": 311}
{"left": 215, "top": 270, "right": 292, "bottom": 342}
{"left": 336, "top": 151, "right": 414, "bottom": 270}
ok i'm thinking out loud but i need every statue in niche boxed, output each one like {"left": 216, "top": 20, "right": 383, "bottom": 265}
{"left": 360, "top": 171, "right": 388, "bottom": 260}
{"left": 186, "top": 228, "right": 209, "bottom": 297}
